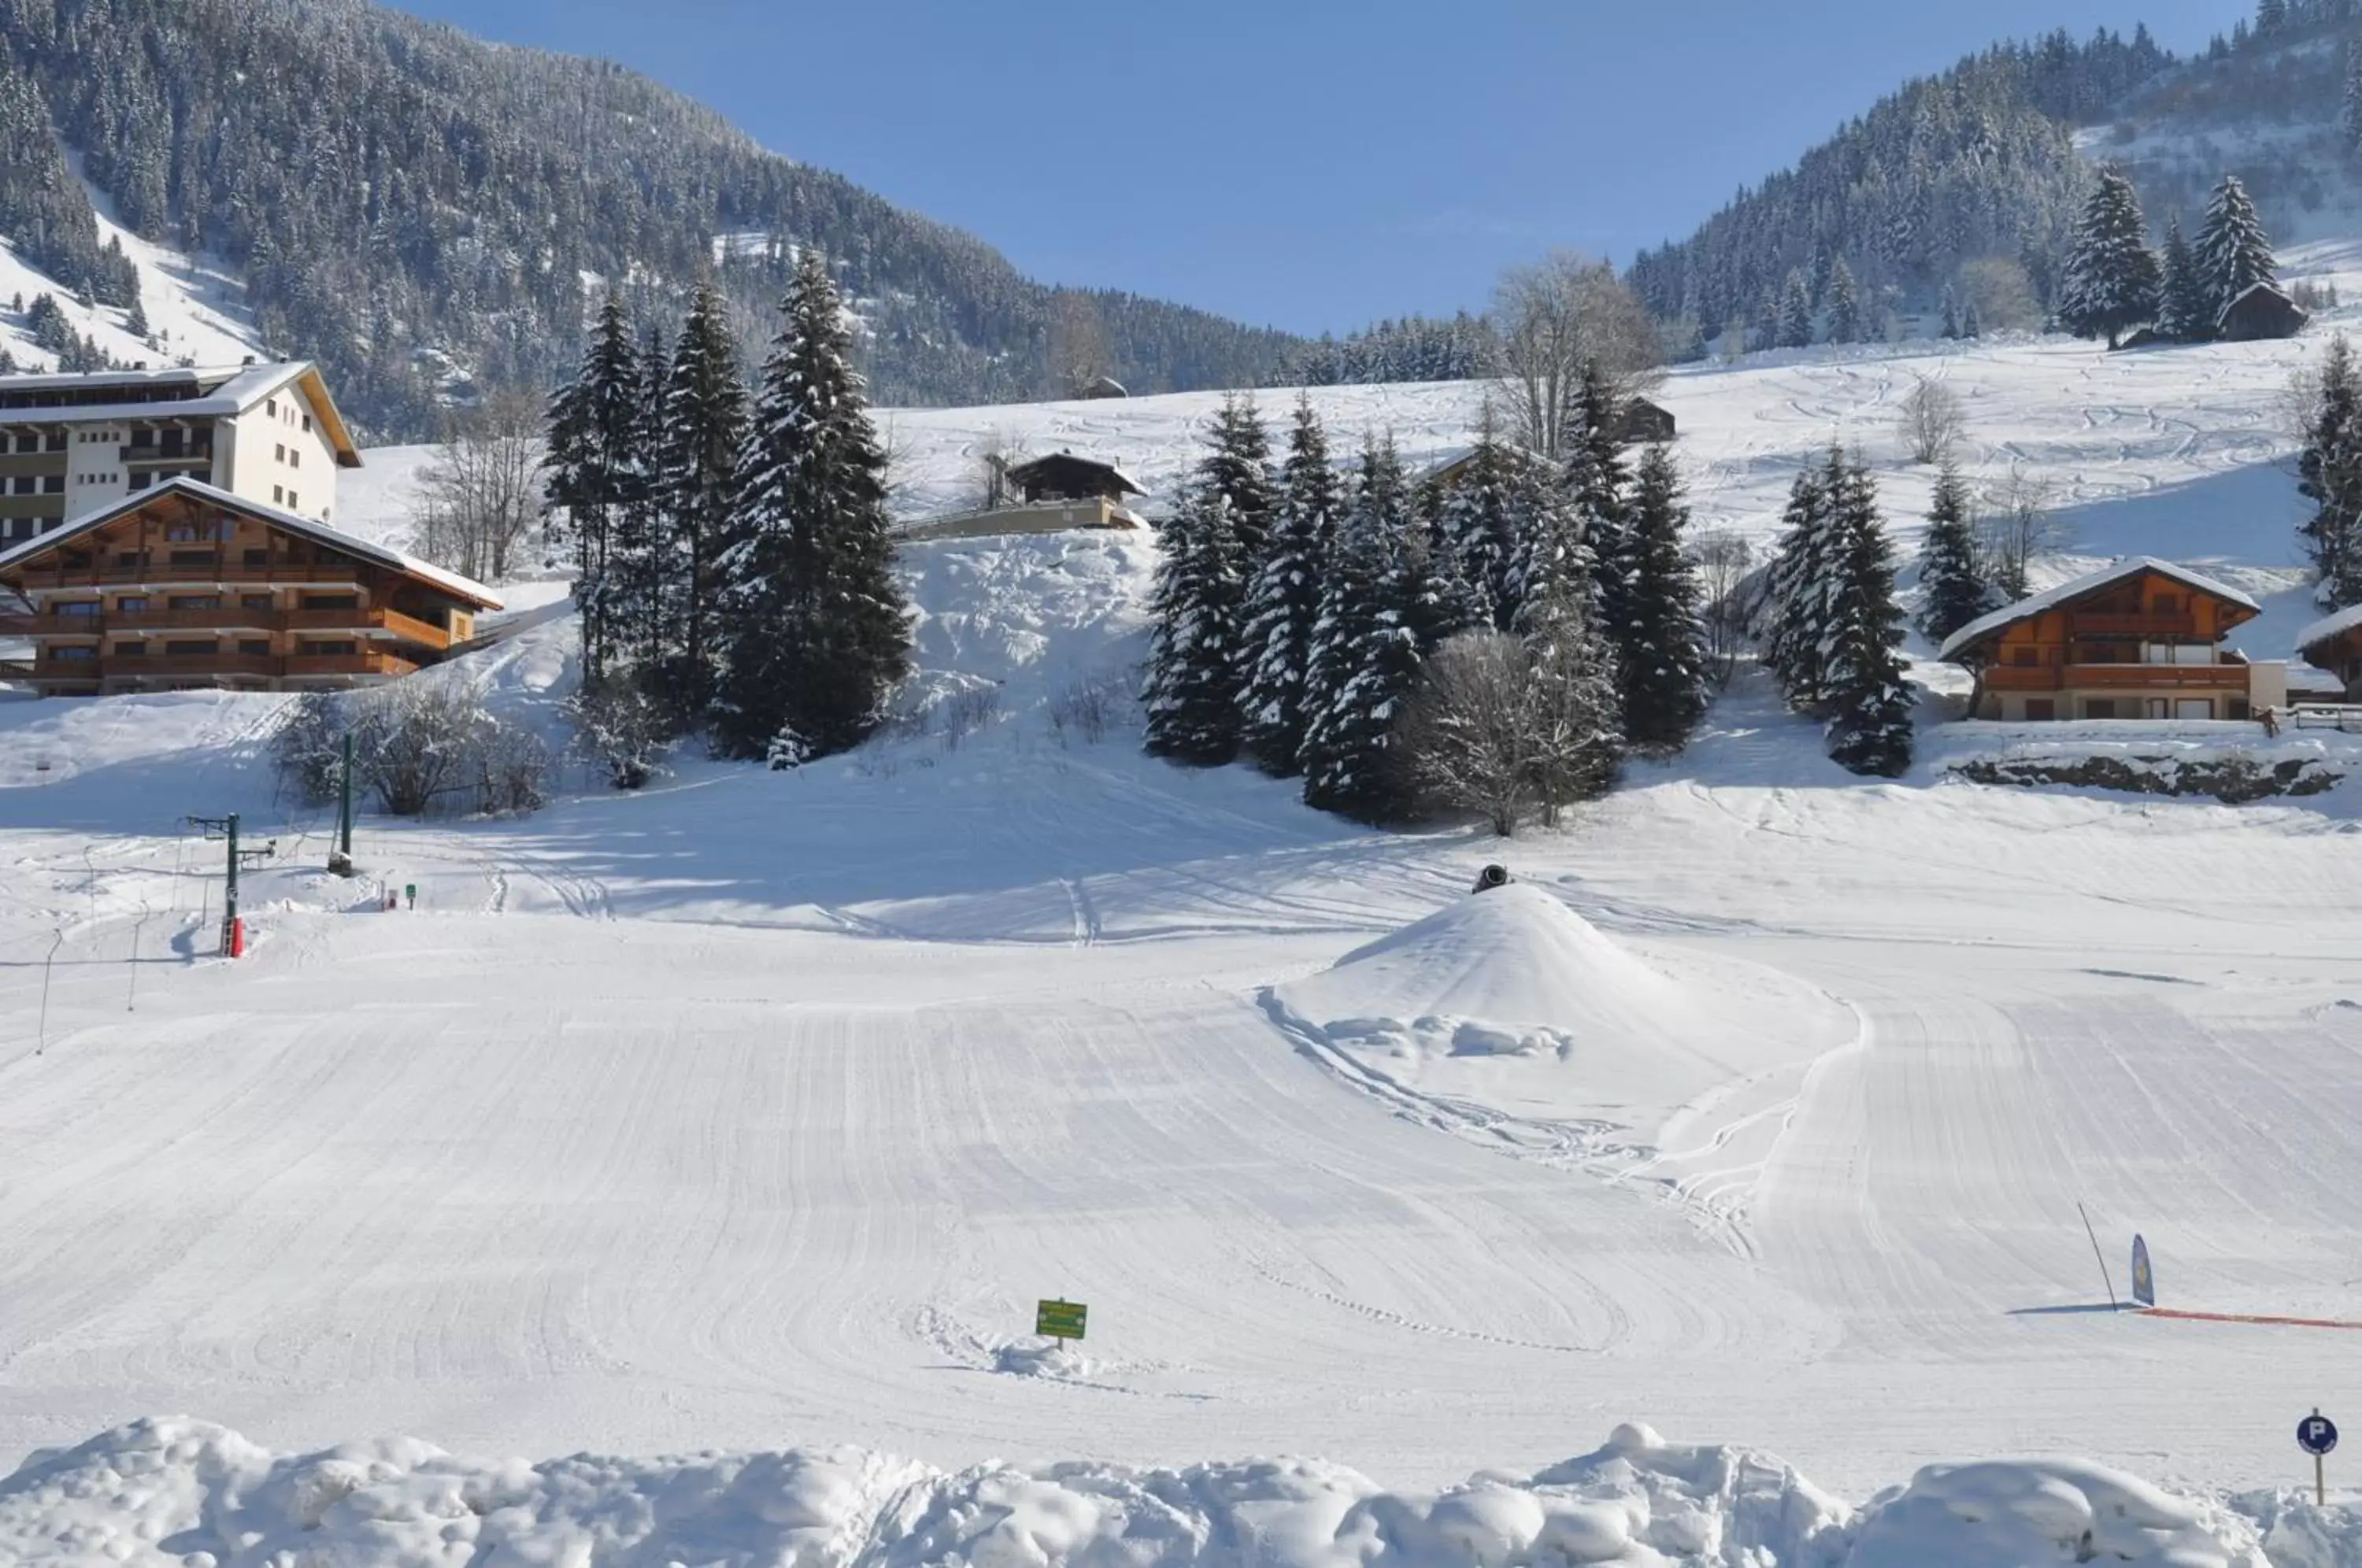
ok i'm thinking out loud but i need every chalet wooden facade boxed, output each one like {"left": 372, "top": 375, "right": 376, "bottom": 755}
{"left": 2218, "top": 283, "right": 2309, "bottom": 343}
{"left": 1938, "top": 557, "right": 2285, "bottom": 722}
{"left": 2295, "top": 604, "right": 2362, "bottom": 701}
{"left": 1616, "top": 398, "right": 1677, "bottom": 444}
{"left": 0, "top": 478, "right": 502, "bottom": 697}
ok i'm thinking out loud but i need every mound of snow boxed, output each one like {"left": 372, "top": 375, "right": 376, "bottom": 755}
{"left": 1282, "top": 882, "right": 1702, "bottom": 1063}
{"left": 0, "top": 1417, "right": 2283, "bottom": 1567}
{"left": 1274, "top": 883, "right": 1852, "bottom": 1137}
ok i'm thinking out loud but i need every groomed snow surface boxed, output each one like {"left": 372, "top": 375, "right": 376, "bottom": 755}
{"left": 17, "top": 308, "right": 2362, "bottom": 1561}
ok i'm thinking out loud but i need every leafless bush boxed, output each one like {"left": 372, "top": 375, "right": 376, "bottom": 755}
{"left": 472, "top": 723, "right": 550, "bottom": 815}
{"left": 937, "top": 684, "right": 1002, "bottom": 752}
{"left": 1394, "top": 628, "right": 1622, "bottom": 837}
{"left": 972, "top": 427, "right": 1030, "bottom": 511}
{"left": 346, "top": 680, "right": 487, "bottom": 815}
{"left": 1690, "top": 531, "right": 1756, "bottom": 681}
{"left": 1048, "top": 675, "right": 1126, "bottom": 745}
{"left": 270, "top": 690, "right": 348, "bottom": 806}
{"left": 565, "top": 673, "right": 669, "bottom": 790}
{"left": 1898, "top": 375, "right": 1966, "bottom": 466}
{"left": 1959, "top": 256, "right": 2041, "bottom": 333}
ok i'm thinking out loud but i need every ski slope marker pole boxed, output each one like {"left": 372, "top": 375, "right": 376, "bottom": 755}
{"left": 2078, "top": 1201, "right": 2120, "bottom": 1312}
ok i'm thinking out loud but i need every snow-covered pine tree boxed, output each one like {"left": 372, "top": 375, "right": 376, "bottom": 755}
{"left": 543, "top": 294, "right": 649, "bottom": 685}
{"left": 1616, "top": 446, "right": 1712, "bottom": 753}
{"left": 1824, "top": 257, "right": 1863, "bottom": 346}
{"left": 1762, "top": 453, "right": 1840, "bottom": 713}
{"left": 1960, "top": 297, "right": 1983, "bottom": 339}
{"left": 1819, "top": 453, "right": 1916, "bottom": 777}
{"left": 1562, "top": 361, "right": 1633, "bottom": 667}
{"left": 1778, "top": 269, "right": 1816, "bottom": 349}
{"left": 1435, "top": 414, "right": 1522, "bottom": 631}
{"left": 2300, "top": 333, "right": 2362, "bottom": 609}
{"left": 713, "top": 250, "right": 912, "bottom": 761}
{"left": 651, "top": 282, "right": 747, "bottom": 714}
{"left": 1300, "top": 438, "right": 1423, "bottom": 822}
{"left": 124, "top": 295, "right": 148, "bottom": 340}
{"left": 1199, "top": 395, "right": 1278, "bottom": 564}
{"left": 2158, "top": 216, "right": 2212, "bottom": 341}
{"left": 2195, "top": 173, "right": 2276, "bottom": 327}
{"left": 1143, "top": 443, "right": 1251, "bottom": 766}
{"left": 2058, "top": 169, "right": 2161, "bottom": 349}
{"left": 1238, "top": 397, "right": 1342, "bottom": 775}
{"left": 1938, "top": 284, "right": 1961, "bottom": 340}
{"left": 1519, "top": 577, "right": 1624, "bottom": 827}
{"left": 1916, "top": 463, "right": 1994, "bottom": 642}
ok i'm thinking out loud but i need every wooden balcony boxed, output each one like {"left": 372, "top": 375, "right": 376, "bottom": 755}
{"left": 120, "top": 444, "right": 214, "bottom": 468}
{"left": 1984, "top": 662, "right": 2250, "bottom": 693}
{"left": 113, "top": 605, "right": 279, "bottom": 633}
{"left": 284, "top": 651, "right": 418, "bottom": 679}
{"left": 12, "top": 563, "right": 360, "bottom": 591}
{"left": 104, "top": 653, "right": 282, "bottom": 680}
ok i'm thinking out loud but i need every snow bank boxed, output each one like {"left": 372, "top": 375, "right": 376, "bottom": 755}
{"left": 0, "top": 1418, "right": 2290, "bottom": 1567}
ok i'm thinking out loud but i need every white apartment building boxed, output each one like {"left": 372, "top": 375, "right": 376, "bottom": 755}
{"left": 0, "top": 361, "right": 361, "bottom": 545}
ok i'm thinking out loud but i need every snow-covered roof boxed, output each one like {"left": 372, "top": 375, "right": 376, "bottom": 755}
{"left": 0, "top": 477, "right": 503, "bottom": 610}
{"left": 2217, "top": 280, "right": 2300, "bottom": 324}
{"left": 0, "top": 361, "right": 361, "bottom": 465}
{"left": 1935, "top": 557, "right": 2260, "bottom": 663}
{"left": 1005, "top": 451, "right": 1146, "bottom": 496}
{"left": 2294, "top": 601, "right": 2362, "bottom": 657}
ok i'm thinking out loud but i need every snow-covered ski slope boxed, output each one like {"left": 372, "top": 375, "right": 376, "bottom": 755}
{"left": 15, "top": 275, "right": 2362, "bottom": 1563}
{"left": 0, "top": 157, "right": 261, "bottom": 374}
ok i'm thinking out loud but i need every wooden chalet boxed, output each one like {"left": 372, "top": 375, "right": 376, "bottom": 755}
{"left": 1616, "top": 397, "right": 1678, "bottom": 444}
{"left": 2295, "top": 604, "right": 2362, "bottom": 701}
{"left": 0, "top": 478, "right": 502, "bottom": 697}
{"left": 1938, "top": 557, "right": 2286, "bottom": 723}
{"left": 898, "top": 450, "right": 1150, "bottom": 542}
{"left": 2217, "top": 283, "right": 2309, "bottom": 343}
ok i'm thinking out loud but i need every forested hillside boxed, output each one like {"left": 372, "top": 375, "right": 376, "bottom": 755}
{"left": 1627, "top": 28, "right": 2175, "bottom": 342}
{"left": 0, "top": 0, "right": 1295, "bottom": 438}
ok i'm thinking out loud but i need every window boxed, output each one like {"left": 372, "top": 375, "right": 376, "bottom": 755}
{"left": 237, "top": 639, "right": 271, "bottom": 657}
{"left": 302, "top": 640, "right": 357, "bottom": 656}
{"left": 2175, "top": 699, "right": 2214, "bottom": 721}
{"left": 117, "top": 597, "right": 149, "bottom": 615}
{"left": 2011, "top": 646, "right": 2039, "bottom": 668}
{"left": 2153, "top": 594, "right": 2184, "bottom": 614}
{"left": 10, "top": 477, "right": 30, "bottom": 496}
{"left": 53, "top": 601, "right": 99, "bottom": 619}
{"left": 242, "top": 595, "right": 272, "bottom": 610}
{"left": 2084, "top": 699, "right": 2118, "bottom": 719}
{"left": 2145, "top": 698, "right": 2170, "bottom": 719}
{"left": 50, "top": 645, "right": 94, "bottom": 663}
{"left": 272, "top": 485, "right": 283, "bottom": 504}
{"left": 2025, "top": 699, "right": 2056, "bottom": 721}
{"left": 287, "top": 490, "right": 298, "bottom": 509}
{"left": 302, "top": 594, "right": 359, "bottom": 611}
{"left": 41, "top": 477, "right": 61, "bottom": 494}
{"left": 130, "top": 473, "right": 153, "bottom": 492}
{"left": 302, "top": 414, "right": 313, "bottom": 434}
{"left": 44, "top": 432, "right": 63, "bottom": 452}
{"left": 168, "top": 596, "right": 220, "bottom": 611}
{"left": 113, "top": 642, "right": 145, "bottom": 657}
{"left": 243, "top": 549, "right": 268, "bottom": 567}
{"left": 12, "top": 435, "right": 33, "bottom": 454}
{"left": 289, "top": 450, "right": 300, "bottom": 470}
{"left": 274, "top": 443, "right": 285, "bottom": 463}
{"left": 168, "top": 549, "right": 213, "bottom": 566}
{"left": 265, "top": 398, "right": 276, "bottom": 418}
{"left": 163, "top": 641, "right": 218, "bottom": 656}
{"left": 2230, "top": 698, "right": 2253, "bottom": 721}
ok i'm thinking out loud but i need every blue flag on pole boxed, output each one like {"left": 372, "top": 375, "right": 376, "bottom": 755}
{"left": 2131, "top": 1234, "right": 2155, "bottom": 1307}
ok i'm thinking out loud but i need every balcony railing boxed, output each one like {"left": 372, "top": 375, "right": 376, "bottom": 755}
{"left": 13, "top": 564, "right": 361, "bottom": 590}
{"left": 120, "top": 444, "right": 214, "bottom": 466}
{"left": 113, "top": 605, "right": 280, "bottom": 633}
{"left": 1984, "top": 661, "right": 2251, "bottom": 692}
{"left": 28, "top": 650, "right": 419, "bottom": 682}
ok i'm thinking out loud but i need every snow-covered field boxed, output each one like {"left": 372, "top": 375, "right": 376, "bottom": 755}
{"left": 14, "top": 286, "right": 2362, "bottom": 1562}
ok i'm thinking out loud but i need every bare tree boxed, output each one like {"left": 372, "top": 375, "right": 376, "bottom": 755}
{"left": 416, "top": 390, "right": 544, "bottom": 582}
{"left": 1396, "top": 632, "right": 1538, "bottom": 836}
{"left": 1491, "top": 252, "right": 1664, "bottom": 458}
{"left": 1046, "top": 290, "right": 1113, "bottom": 399}
{"left": 1979, "top": 468, "right": 2070, "bottom": 603}
{"left": 972, "top": 426, "right": 1030, "bottom": 511}
{"left": 1898, "top": 375, "right": 1966, "bottom": 466}
{"left": 1690, "top": 531, "right": 1756, "bottom": 679}
{"left": 1959, "top": 256, "right": 2041, "bottom": 333}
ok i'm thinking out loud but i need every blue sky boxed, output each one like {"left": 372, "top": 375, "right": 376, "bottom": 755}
{"left": 396, "top": 0, "right": 2238, "bottom": 335}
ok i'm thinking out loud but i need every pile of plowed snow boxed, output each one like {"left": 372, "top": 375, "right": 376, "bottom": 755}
{"left": 1272, "top": 883, "right": 1852, "bottom": 1137}
{"left": 0, "top": 1417, "right": 2295, "bottom": 1567}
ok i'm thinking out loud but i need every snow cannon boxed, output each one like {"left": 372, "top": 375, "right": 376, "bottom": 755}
{"left": 1472, "top": 864, "right": 1513, "bottom": 895}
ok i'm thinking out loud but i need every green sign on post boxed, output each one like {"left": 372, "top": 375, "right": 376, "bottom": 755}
{"left": 1036, "top": 1299, "right": 1087, "bottom": 1342}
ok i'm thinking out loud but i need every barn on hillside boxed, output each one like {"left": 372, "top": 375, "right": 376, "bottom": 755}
{"left": 2217, "top": 283, "right": 2308, "bottom": 343}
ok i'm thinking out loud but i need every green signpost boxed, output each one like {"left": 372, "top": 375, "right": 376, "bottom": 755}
{"left": 1035, "top": 1299, "right": 1087, "bottom": 1342}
